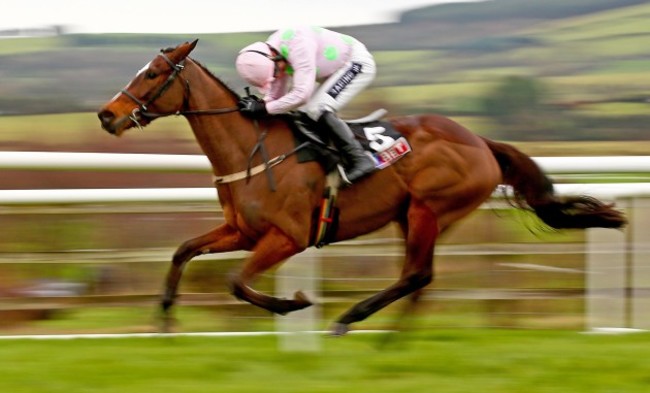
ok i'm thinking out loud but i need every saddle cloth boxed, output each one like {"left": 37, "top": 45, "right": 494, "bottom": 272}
{"left": 290, "top": 110, "right": 411, "bottom": 171}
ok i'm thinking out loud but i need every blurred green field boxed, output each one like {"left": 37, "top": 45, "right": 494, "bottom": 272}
{"left": 0, "top": 329, "right": 649, "bottom": 393}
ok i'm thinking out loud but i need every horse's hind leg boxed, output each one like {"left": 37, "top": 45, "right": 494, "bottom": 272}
{"left": 160, "top": 223, "right": 252, "bottom": 330}
{"left": 332, "top": 199, "right": 439, "bottom": 335}
{"left": 228, "top": 226, "right": 313, "bottom": 315}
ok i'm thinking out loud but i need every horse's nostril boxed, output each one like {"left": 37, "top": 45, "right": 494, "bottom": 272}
{"left": 98, "top": 110, "right": 117, "bottom": 134}
{"left": 98, "top": 110, "right": 114, "bottom": 124}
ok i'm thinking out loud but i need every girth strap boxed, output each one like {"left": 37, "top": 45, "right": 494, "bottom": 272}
{"left": 213, "top": 142, "right": 310, "bottom": 186}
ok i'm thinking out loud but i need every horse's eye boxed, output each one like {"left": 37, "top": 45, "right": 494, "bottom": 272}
{"left": 145, "top": 71, "right": 157, "bottom": 79}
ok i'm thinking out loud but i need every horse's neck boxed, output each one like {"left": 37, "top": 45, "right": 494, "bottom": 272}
{"left": 183, "top": 62, "right": 257, "bottom": 176}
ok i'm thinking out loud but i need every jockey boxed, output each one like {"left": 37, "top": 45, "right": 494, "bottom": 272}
{"left": 235, "top": 26, "right": 377, "bottom": 184}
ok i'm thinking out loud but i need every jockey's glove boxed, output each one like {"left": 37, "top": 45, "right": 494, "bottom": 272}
{"left": 238, "top": 96, "right": 268, "bottom": 118}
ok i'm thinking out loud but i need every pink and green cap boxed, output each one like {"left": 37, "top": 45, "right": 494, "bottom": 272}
{"left": 235, "top": 42, "right": 276, "bottom": 94}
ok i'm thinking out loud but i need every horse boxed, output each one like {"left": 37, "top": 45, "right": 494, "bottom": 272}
{"left": 97, "top": 39, "right": 626, "bottom": 336}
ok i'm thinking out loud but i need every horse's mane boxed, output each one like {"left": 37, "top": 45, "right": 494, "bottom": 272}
{"left": 190, "top": 57, "right": 242, "bottom": 101}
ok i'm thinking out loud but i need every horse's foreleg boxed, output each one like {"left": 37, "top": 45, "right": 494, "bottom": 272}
{"left": 160, "top": 223, "right": 251, "bottom": 330}
{"left": 228, "top": 226, "right": 312, "bottom": 315}
{"left": 332, "top": 199, "right": 439, "bottom": 336}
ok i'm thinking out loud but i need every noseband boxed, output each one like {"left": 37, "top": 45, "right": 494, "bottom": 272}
{"left": 121, "top": 51, "right": 239, "bottom": 129}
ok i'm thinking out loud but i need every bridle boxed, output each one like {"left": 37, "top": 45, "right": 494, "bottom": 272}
{"left": 118, "top": 49, "right": 307, "bottom": 192}
{"left": 120, "top": 51, "right": 239, "bottom": 129}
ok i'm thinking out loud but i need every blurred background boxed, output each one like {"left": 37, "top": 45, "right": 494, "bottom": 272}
{"left": 0, "top": 0, "right": 649, "bottom": 335}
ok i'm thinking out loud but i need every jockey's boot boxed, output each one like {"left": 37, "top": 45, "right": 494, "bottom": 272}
{"left": 319, "top": 111, "right": 376, "bottom": 184}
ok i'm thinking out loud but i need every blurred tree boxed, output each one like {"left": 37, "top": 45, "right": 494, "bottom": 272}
{"left": 481, "top": 76, "right": 551, "bottom": 140}
{"left": 482, "top": 76, "right": 544, "bottom": 123}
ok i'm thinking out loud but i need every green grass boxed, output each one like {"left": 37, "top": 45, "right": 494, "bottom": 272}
{"left": 4, "top": 305, "right": 277, "bottom": 335}
{"left": 0, "top": 329, "right": 649, "bottom": 392}
{"left": 574, "top": 102, "right": 650, "bottom": 117}
{"left": 368, "top": 81, "right": 495, "bottom": 111}
{"left": 0, "top": 37, "right": 64, "bottom": 55}
{"left": 0, "top": 112, "right": 198, "bottom": 151}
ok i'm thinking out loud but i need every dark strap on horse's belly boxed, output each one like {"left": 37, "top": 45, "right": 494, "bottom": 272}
{"left": 289, "top": 125, "right": 340, "bottom": 172}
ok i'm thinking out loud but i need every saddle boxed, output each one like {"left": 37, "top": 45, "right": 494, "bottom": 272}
{"left": 285, "top": 109, "right": 412, "bottom": 248}
{"left": 288, "top": 109, "right": 411, "bottom": 173}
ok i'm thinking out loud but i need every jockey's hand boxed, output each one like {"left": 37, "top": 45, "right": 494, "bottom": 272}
{"left": 238, "top": 97, "right": 268, "bottom": 118}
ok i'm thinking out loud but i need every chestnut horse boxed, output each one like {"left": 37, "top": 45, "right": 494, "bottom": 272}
{"left": 98, "top": 40, "right": 625, "bottom": 335}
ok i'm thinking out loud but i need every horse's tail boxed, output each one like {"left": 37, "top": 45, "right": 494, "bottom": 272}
{"left": 481, "top": 137, "right": 627, "bottom": 229}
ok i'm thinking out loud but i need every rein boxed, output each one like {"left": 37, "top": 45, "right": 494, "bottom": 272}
{"left": 141, "top": 106, "right": 240, "bottom": 119}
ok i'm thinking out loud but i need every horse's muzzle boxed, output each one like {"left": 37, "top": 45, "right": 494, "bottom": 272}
{"left": 98, "top": 110, "right": 118, "bottom": 134}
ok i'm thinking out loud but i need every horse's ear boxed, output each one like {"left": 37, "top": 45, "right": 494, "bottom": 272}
{"left": 188, "top": 39, "right": 199, "bottom": 50}
{"left": 172, "top": 39, "right": 199, "bottom": 62}
{"left": 181, "top": 39, "right": 199, "bottom": 54}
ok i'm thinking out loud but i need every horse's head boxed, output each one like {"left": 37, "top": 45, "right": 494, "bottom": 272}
{"left": 98, "top": 39, "right": 199, "bottom": 136}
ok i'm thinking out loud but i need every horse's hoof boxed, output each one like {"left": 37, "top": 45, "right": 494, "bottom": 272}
{"left": 161, "top": 299, "right": 174, "bottom": 312}
{"left": 293, "top": 290, "right": 312, "bottom": 308}
{"left": 329, "top": 322, "right": 350, "bottom": 337}
{"left": 275, "top": 291, "right": 313, "bottom": 315}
